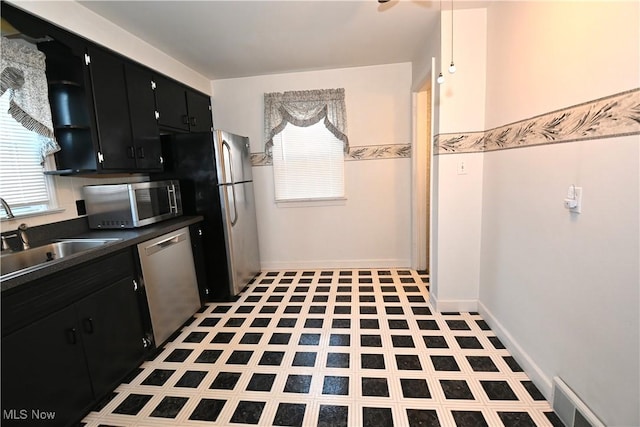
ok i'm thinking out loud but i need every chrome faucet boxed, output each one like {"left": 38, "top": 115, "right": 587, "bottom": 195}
{"left": 0, "top": 197, "right": 15, "bottom": 219}
{"left": 1, "top": 235, "right": 12, "bottom": 252}
{"left": 17, "top": 223, "right": 29, "bottom": 250}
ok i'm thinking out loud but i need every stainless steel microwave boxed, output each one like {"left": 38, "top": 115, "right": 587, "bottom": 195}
{"left": 83, "top": 180, "right": 182, "bottom": 229}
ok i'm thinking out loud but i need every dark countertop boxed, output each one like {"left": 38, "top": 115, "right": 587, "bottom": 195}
{"left": 0, "top": 215, "right": 203, "bottom": 293}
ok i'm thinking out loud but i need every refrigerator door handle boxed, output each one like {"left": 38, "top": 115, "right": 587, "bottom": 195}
{"left": 222, "top": 140, "right": 235, "bottom": 184}
{"left": 229, "top": 185, "right": 239, "bottom": 226}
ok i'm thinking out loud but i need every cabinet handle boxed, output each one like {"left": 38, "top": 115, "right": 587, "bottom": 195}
{"left": 137, "top": 147, "right": 145, "bottom": 159}
{"left": 82, "top": 318, "right": 94, "bottom": 334}
{"left": 66, "top": 328, "right": 78, "bottom": 345}
{"left": 189, "top": 116, "right": 197, "bottom": 127}
{"left": 127, "top": 146, "right": 135, "bottom": 159}
{"left": 182, "top": 115, "right": 189, "bottom": 125}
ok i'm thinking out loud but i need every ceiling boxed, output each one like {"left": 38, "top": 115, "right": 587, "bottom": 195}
{"left": 77, "top": 0, "right": 448, "bottom": 80}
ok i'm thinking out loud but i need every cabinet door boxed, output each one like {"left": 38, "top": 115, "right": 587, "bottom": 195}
{"left": 186, "top": 90, "right": 213, "bottom": 132}
{"left": 190, "top": 222, "right": 209, "bottom": 303}
{"left": 125, "top": 64, "right": 163, "bottom": 170}
{"left": 1, "top": 305, "right": 93, "bottom": 427}
{"left": 76, "top": 276, "right": 145, "bottom": 400}
{"left": 38, "top": 40, "right": 98, "bottom": 173}
{"left": 154, "top": 75, "right": 189, "bottom": 132}
{"left": 87, "top": 46, "right": 136, "bottom": 171}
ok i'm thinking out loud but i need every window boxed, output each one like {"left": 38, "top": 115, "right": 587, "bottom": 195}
{"left": 0, "top": 92, "right": 54, "bottom": 216}
{"left": 272, "top": 120, "right": 345, "bottom": 201}
{"left": 264, "top": 88, "right": 349, "bottom": 203}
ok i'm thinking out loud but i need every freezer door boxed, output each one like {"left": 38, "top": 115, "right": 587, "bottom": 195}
{"left": 219, "top": 181, "right": 261, "bottom": 295}
{"left": 214, "top": 130, "right": 253, "bottom": 184}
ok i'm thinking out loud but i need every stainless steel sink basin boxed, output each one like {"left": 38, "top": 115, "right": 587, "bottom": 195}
{"left": 1, "top": 238, "right": 122, "bottom": 279}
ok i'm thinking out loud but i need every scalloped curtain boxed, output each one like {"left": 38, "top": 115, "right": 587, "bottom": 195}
{"left": 0, "top": 37, "right": 59, "bottom": 162}
{"left": 264, "top": 88, "right": 349, "bottom": 157}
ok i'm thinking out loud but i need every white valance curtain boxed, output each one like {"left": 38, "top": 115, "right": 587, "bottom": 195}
{"left": 264, "top": 88, "right": 349, "bottom": 157}
{"left": 0, "top": 37, "right": 59, "bottom": 162}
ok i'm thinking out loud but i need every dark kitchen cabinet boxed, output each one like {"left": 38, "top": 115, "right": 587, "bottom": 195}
{"left": 155, "top": 75, "right": 213, "bottom": 133}
{"left": 3, "top": 4, "right": 162, "bottom": 174}
{"left": 2, "top": 2, "right": 210, "bottom": 175}
{"left": 186, "top": 90, "right": 214, "bottom": 132}
{"left": 154, "top": 74, "right": 190, "bottom": 132}
{"left": 38, "top": 40, "right": 98, "bottom": 173}
{"left": 1, "top": 305, "right": 94, "bottom": 427}
{"left": 87, "top": 45, "right": 137, "bottom": 171}
{"left": 1, "top": 249, "right": 146, "bottom": 427}
{"left": 125, "top": 63, "right": 163, "bottom": 170}
{"left": 86, "top": 46, "right": 163, "bottom": 172}
{"left": 75, "top": 275, "right": 146, "bottom": 399}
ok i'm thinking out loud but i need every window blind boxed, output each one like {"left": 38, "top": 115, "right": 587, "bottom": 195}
{"left": 272, "top": 120, "right": 345, "bottom": 201}
{"left": 0, "top": 92, "right": 50, "bottom": 211}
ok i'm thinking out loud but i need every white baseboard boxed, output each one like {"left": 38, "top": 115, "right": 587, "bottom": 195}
{"left": 478, "top": 301, "right": 553, "bottom": 401}
{"left": 429, "top": 293, "right": 478, "bottom": 312}
{"left": 260, "top": 259, "right": 411, "bottom": 271}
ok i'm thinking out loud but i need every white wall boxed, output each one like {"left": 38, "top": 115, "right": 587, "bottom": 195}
{"left": 1, "top": 1, "right": 210, "bottom": 229}
{"left": 212, "top": 64, "right": 413, "bottom": 269}
{"left": 431, "top": 8, "right": 487, "bottom": 310}
{"left": 480, "top": 2, "right": 639, "bottom": 426}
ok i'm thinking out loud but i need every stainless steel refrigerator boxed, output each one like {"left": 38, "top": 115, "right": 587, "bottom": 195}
{"left": 153, "top": 130, "right": 260, "bottom": 299}
{"left": 213, "top": 130, "right": 261, "bottom": 296}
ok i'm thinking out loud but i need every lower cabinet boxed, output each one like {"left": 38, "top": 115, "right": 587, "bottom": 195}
{"left": 2, "top": 304, "right": 94, "bottom": 427}
{"left": 76, "top": 276, "right": 146, "bottom": 399}
{"left": 1, "top": 250, "right": 146, "bottom": 427}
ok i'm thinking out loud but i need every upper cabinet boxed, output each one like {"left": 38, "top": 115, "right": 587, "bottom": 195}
{"left": 154, "top": 75, "right": 213, "bottom": 134}
{"left": 186, "top": 90, "right": 214, "bottom": 132}
{"left": 87, "top": 47, "right": 162, "bottom": 171}
{"left": 1, "top": 3, "right": 212, "bottom": 176}
{"left": 86, "top": 46, "right": 137, "bottom": 171}
{"left": 37, "top": 40, "right": 97, "bottom": 173}
{"left": 126, "top": 64, "right": 164, "bottom": 170}
{"left": 42, "top": 42, "right": 164, "bottom": 174}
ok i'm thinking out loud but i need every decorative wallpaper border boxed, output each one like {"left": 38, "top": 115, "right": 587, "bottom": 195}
{"left": 435, "top": 88, "right": 640, "bottom": 155}
{"left": 251, "top": 144, "right": 411, "bottom": 166}
{"left": 250, "top": 89, "right": 639, "bottom": 164}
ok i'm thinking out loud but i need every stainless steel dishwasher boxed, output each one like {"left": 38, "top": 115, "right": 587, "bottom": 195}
{"left": 137, "top": 227, "right": 201, "bottom": 346}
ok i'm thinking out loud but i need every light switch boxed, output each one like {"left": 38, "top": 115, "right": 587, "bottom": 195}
{"left": 457, "top": 160, "right": 468, "bottom": 175}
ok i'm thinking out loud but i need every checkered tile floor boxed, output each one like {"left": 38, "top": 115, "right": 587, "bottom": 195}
{"left": 81, "top": 269, "right": 564, "bottom": 426}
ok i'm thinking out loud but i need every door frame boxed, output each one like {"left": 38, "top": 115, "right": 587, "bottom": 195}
{"left": 411, "top": 58, "right": 436, "bottom": 273}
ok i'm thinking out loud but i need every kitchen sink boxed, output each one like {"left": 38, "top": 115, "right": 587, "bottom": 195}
{"left": 1, "top": 238, "right": 122, "bottom": 280}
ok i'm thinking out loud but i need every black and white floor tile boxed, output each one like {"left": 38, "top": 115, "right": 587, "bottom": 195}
{"left": 82, "top": 269, "right": 564, "bottom": 427}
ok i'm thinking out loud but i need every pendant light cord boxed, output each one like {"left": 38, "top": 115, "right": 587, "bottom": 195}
{"left": 437, "top": 0, "right": 444, "bottom": 84}
{"left": 451, "top": 0, "right": 454, "bottom": 64}
{"left": 448, "top": 0, "right": 456, "bottom": 73}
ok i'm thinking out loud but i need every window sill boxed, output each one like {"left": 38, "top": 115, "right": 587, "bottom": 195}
{"left": 276, "top": 197, "right": 347, "bottom": 208}
{"left": 0, "top": 207, "right": 66, "bottom": 222}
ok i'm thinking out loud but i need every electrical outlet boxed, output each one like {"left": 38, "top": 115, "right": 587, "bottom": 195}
{"left": 570, "top": 187, "right": 582, "bottom": 213}
{"left": 564, "top": 186, "right": 583, "bottom": 214}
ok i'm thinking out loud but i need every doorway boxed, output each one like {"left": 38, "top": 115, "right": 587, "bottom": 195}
{"left": 411, "top": 72, "right": 433, "bottom": 272}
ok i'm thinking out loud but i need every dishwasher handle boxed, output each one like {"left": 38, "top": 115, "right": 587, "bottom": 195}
{"left": 144, "top": 232, "right": 187, "bottom": 256}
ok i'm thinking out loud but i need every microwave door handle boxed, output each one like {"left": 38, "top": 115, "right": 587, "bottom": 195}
{"left": 168, "top": 184, "right": 178, "bottom": 214}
